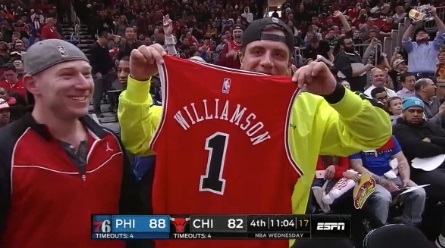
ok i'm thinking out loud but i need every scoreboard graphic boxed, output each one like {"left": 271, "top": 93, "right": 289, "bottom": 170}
{"left": 91, "top": 214, "right": 351, "bottom": 240}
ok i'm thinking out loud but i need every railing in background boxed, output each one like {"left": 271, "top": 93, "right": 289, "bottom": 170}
{"left": 70, "top": 3, "right": 76, "bottom": 27}
{"left": 293, "top": 47, "right": 304, "bottom": 67}
{"left": 70, "top": 2, "right": 81, "bottom": 45}
{"left": 292, "top": 43, "right": 382, "bottom": 67}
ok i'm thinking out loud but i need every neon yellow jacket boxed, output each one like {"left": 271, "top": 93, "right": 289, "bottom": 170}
{"left": 118, "top": 77, "right": 391, "bottom": 215}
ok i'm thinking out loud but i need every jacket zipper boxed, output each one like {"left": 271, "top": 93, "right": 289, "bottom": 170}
{"left": 80, "top": 165, "right": 87, "bottom": 181}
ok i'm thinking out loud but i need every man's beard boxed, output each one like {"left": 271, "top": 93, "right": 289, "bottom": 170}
{"left": 344, "top": 46, "right": 354, "bottom": 53}
{"left": 406, "top": 119, "right": 424, "bottom": 126}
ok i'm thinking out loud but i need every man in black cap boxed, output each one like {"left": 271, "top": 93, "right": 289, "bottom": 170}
{"left": 119, "top": 16, "right": 391, "bottom": 216}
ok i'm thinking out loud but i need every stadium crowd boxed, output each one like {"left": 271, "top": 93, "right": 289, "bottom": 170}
{"left": 1, "top": 0, "right": 445, "bottom": 248}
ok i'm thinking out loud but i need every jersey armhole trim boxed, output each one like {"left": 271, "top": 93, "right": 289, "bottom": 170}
{"left": 149, "top": 62, "right": 168, "bottom": 151}
{"left": 285, "top": 88, "right": 304, "bottom": 176}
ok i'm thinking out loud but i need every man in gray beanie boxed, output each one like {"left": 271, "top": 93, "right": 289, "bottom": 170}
{"left": 0, "top": 39, "right": 141, "bottom": 248}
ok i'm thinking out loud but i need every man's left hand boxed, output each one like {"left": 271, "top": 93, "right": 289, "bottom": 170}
{"left": 325, "top": 165, "right": 336, "bottom": 180}
{"left": 292, "top": 61, "right": 337, "bottom": 95}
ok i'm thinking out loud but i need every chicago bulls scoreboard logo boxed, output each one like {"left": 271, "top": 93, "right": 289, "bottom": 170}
{"left": 170, "top": 217, "right": 190, "bottom": 233}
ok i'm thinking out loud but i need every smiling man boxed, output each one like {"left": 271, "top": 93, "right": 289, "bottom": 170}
{"left": 0, "top": 39, "right": 140, "bottom": 248}
{"left": 119, "top": 16, "right": 391, "bottom": 222}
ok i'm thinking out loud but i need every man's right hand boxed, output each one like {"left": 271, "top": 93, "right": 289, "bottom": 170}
{"left": 370, "top": 37, "right": 379, "bottom": 47}
{"left": 383, "top": 179, "right": 400, "bottom": 192}
{"left": 438, "top": 103, "right": 445, "bottom": 117}
{"left": 130, "top": 44, "right": 167, "bottom": 81}
{"left": 226, "top": 50, "right": 237, "bottom": 58}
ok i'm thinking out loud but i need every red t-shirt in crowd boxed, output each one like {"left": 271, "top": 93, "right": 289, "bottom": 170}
{"left": 41, "top": 24, "right": 61, "bottom": 39}
{"left": 0, "top": 80, "right": 26, "bottom": 100}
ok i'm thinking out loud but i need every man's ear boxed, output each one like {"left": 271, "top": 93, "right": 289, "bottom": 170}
{"left": 288, "top": 58, "right": 293, "bottom": 72}
{"left": 239, "top": 50, "right": 244, "bottom": 68}
{"left": 23, "top": 75, "right": 39, "bottom": 96}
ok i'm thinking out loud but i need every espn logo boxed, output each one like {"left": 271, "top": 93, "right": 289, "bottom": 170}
{"left": 316, "top": 222, "right": 345, "bottom": 231}
{"left": 311, "top": 215, "right": 350, "bottom": 238}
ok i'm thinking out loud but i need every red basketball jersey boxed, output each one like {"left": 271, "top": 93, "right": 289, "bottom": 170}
{"left": 151, "top": 56, "right": 303, "bottom": 248}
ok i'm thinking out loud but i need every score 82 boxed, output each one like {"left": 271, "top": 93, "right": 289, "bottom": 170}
{"left": 149, "top": 219, "right": 166, "bottom": 229}
{"left": 228, "top": 218, "right": 244, "bottom": 229}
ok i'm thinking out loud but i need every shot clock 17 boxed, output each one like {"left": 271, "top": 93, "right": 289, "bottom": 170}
{"left": 91, "top": 214, "right": 351, "bottom": 240}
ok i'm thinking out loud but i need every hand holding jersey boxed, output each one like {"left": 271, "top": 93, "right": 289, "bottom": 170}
{"left": 129, "top": 44, "right": 167, "bottom": 81}
{"left": 292, "top": 62, "right": 337, "bottom": 96}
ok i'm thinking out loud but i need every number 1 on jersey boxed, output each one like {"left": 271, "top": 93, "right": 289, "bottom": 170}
{"left": 199, "top": 132, "right": 229, "bottom": 195}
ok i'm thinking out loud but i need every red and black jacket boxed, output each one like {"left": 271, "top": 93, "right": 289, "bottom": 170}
{"left": 0, "top": 113, "right": 141, "bottom": 248}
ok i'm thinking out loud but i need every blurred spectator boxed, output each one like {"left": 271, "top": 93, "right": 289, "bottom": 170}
{"left": 414, "top": 78, "right": 445, "bottom": 127}
{"left": 40, "top": 17, "right": 61, "bottom": 40}
{"left": 393, "top": 5, "right": 407, "bottom": 24}
{"left": 392, "top": 97, "right": 445, "bottom": 248}
{"left": 363, "top": 38, "right": 390, "bottom": 72}
{"left": 364, "top": 69, "right": 397, "bottom": 97}
{"left": 0, "top": 63, "right": 25, "bottom": 100}
{"left": 30, "top": 9, "right": 45, "bottom": 27}
{"left": 0, "top": 98, "right": 10, "bottom": 128}
{"left": 387, "top": 96, "right": 403, "bottom": 124}
{"left": 0, "top": 85, "right": 26, "bottom": 122}
{"left": 350, "top": 135, "right": 426, "bottom": 227}
{"left": 114, "top": 15, "right": 128, "bottom": 37}
{"left": 116, "top": 55, "right": 130, "bottom": 90}
{"left": 304, "top": 25, "right": 323, "bottom": 45}
{"left": 118, "top": 27, "right": 140, "bottom": 60}
{"left": 241, "top": 7, "right": 253, "bottom": 24}
{"left": 334, "top": 36, "right": 373, "bottom": 92}
{"left": 12, "top": 59, "right": 24, "bottom": 80}
{"left": 309, "top": 156, "right": 350, "bottom": 214}
{"left": 352, "top": 29, "right": 363, "bottom": 45}
{"left": 389, "top": 58, "right": 408, "bottom": 88}
{"left": 94, "top": 9, "right": 114, "bottom": 34}
{"left": 217, "top": 24, "right": 242, "bottom": 69}
{"left": 90, "top": 31, "right": 115, "bottom": 117}
{"left": 0, "top": 41, "right": 9, "bottom": 65}
{"left": 304, "top": 36, "right": 333, "bottom": 62}
{"left": 396, "top": 72, "right": 416, "bottom": 99}
{"left": 437, "top": 47, "right": 445, "bottom": 85}
{"left": 370, "top": 87, "right": 389, "bottom": 111}
{"left": 402, "top": 8, "right": 445, "bottom": 81}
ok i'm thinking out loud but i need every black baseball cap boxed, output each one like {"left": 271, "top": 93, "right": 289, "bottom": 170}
{"left": 413, "top": 27, "right": 427, "bottom": 38}
{"left": 242, "top": 17, "right": 294, "bottom": 53}
{"left": 233, "top": 24, "right": 243, "bottom": 31}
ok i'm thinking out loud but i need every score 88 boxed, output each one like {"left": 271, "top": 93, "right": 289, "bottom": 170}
{"left": 149, "top": 219, "right": 166, "bottom": 229}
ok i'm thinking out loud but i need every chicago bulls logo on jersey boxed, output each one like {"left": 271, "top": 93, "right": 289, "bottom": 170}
{"left": 222, "top": 78, "right": 231, "bottom": 94}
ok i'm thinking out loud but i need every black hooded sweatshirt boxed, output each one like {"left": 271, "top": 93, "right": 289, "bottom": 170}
{"left": 392, "top": 117, "right": 445, "bottom": 175}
